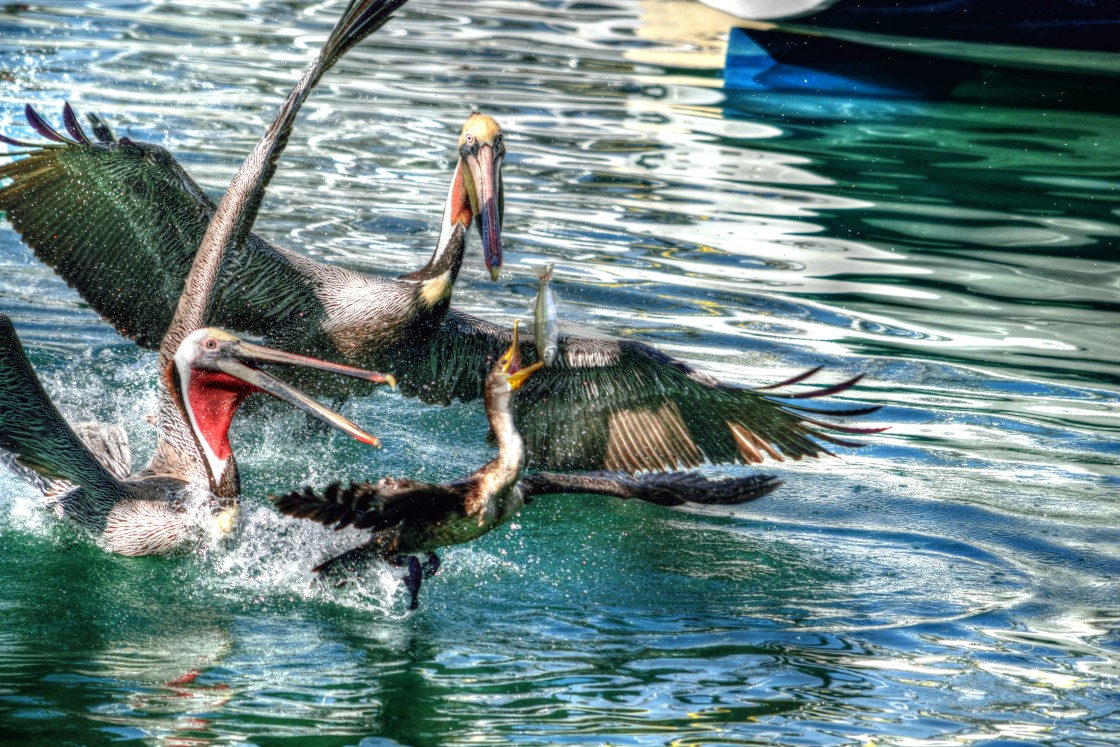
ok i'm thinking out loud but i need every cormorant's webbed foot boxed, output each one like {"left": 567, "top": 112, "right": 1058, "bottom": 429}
{"left": 313, "top": 546, "right": 433, "bottom": 608}
{"left": 391, "top": 554, "right": 424, "bottom": 610}
{"left": 421, "top": 552, "right": 441, "bottom": 578}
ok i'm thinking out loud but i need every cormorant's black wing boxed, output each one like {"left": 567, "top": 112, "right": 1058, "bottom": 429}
{"left": 390, "top": 308, "right": 883, "bottom": 472}
{"left": 272, "top": 477, "right": 464, "bottom": 533}
{"left": 518, "top": 470, "right": 782, "bottom": 506}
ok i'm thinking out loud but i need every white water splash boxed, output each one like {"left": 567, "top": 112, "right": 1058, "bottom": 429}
{"left": 193, "top": 501, "right": 406, "bottom": 615}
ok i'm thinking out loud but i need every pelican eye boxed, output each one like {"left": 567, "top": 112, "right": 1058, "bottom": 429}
{"left": 204, "top": 339, "right": 218, "bottom": 350}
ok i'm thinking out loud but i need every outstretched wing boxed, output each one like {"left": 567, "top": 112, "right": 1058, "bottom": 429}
{"left": 3, "top": 109, "right": 882, "bottom": 474}
{"left": 159, "top": 0, "right": 410, "bottom": 362}
{"left": 0, "top": 314, "right": 130, "bottom": 500}
{"left": 388, "top": 308, "right": 883, "bottom": 472}
{"left": 0, "top": 105, "right": 330, "bottom": 346}
{"left": 271, "top": 478, "right": 464, "bottom": 532}
{"left": 1, "top": 105, "right": 211, "bottom": 346}
{"left": 518, "top": 470, "right": 783, "bottom": 506}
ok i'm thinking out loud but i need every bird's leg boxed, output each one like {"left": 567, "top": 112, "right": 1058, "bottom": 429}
{"left": 421, "top": 552, "right": 441, "bottom": 578}
{"left": 390, "top": 554, "right": 424, "bottom": 610}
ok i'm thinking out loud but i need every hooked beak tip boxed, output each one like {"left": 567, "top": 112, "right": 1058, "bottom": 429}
{"left": 489, "top": 266, "right": 500, "bottom": 281}
{"left": 381, "top": 373, "right": 398, "bottom": 392}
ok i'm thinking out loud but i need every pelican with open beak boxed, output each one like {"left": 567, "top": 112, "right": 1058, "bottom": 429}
{"left": 0, "top": 317, "right": 397, "bottom": 557}
{"left": 0, "top": 0, "right": 409, "bottom": 557}
{"left": 173, "top": 328, "right": 395, "bottom": 486}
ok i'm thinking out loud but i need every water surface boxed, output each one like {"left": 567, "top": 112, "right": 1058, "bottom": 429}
{"left": 1, "top": 1, "right": 1118, "bottom": 744}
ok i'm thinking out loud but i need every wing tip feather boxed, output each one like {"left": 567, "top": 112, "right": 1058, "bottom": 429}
{"left": 61, "top": 102, "right": 92, "bottom": 145}
{"left": 24, "top": 104, "right": 70, "bottom": 144}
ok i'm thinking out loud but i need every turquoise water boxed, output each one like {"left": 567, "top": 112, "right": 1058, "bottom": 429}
{"left": 1, "top": 1, "right": 1119, "bottom": 744}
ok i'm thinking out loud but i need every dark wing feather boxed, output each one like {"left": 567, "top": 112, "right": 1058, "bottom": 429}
{"left": 388, "top": 309, "right": 882, "bottom": 472}
{"left": 384, "top": 308, "right": 511, "bottom": 404}
{"left": 519, "top": 470, "right": 782, "bottom": 507}
{"left": 0, "top": 315, "right": 129, "bottom": 499}
{"left": 518, "top": 342, "right": 880, "bottom": 471}
{"left": 0, "top": 108, "right": 214, "bottom": 347}
{"left": 272, "top": 478, "right": 463, "bottom": 533}
{"left": 271, "top": 482, "right": 372, "bottom": 529}
{"left": 0, "top": 106, "right": 329, "bottom": 345}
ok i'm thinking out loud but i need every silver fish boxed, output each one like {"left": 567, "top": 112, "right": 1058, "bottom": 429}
{"left": 533, "top": 264, "right": 559, "bottom": 366}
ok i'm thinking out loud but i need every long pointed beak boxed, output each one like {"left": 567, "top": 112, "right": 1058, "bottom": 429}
{"left": 219, "top": 339, "right": 395, "bottom": 448}
{"left": 501, "top": 319, "right": 522, "bottom": 374}
{"left": 232, "top": 339, "right": 396, "bottom": 390}
{"left": 465, "top": 144, "right": 503, "bottom": 281}
{"left": 499, "top": 320, "right": 542, "bottom": 389}
{"left": 215, "top": 358, "right": 382, "bottom": 448}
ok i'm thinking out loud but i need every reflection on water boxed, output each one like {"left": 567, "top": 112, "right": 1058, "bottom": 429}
{"left": 1, "top": 0, "right": 1119, "bottom": 744}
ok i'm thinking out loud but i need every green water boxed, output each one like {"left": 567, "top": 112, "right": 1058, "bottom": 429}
{"left": 1, "top": 1, "right": 1118, "bottom": 744}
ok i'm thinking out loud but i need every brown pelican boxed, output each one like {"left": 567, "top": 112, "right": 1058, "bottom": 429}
{"left": 0, "top": 20, "right": 879, "bottom": 475}
{"left": 272, "top": 322, "right": 783, "bottom": 609}
{"left": 0, "top": 0, "right": 406, "bottom": 555}
{"left": 0, "top": 319, "right": 390, "bottom": 555}
{"left": 0, "top": 104, "right": 504, "bottom": 398}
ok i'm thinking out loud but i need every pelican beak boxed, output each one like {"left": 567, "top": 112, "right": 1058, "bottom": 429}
{"left": 500, "top": 320, "right": 543, "bottom": 390}
{"left": 464, "top": 142, "right": 503, "bottom": 281}
{"left": 216, "top": 340, "right": 395, "bottom": 448}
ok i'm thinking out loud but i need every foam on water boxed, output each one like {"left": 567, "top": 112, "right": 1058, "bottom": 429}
{"left": 197, "top": 502, "right": 406, "bottom": 615}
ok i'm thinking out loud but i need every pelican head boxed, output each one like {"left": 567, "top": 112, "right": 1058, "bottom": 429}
{"left": 458, "top": 112, "right": 505, "bottom": 281}
{"left": 173, "top": 328, "right": 394, "bottom": 483}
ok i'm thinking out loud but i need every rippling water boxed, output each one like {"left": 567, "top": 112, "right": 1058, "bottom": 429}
{"left": 1, "top": 1, "right": 1118, "bottom": 744}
